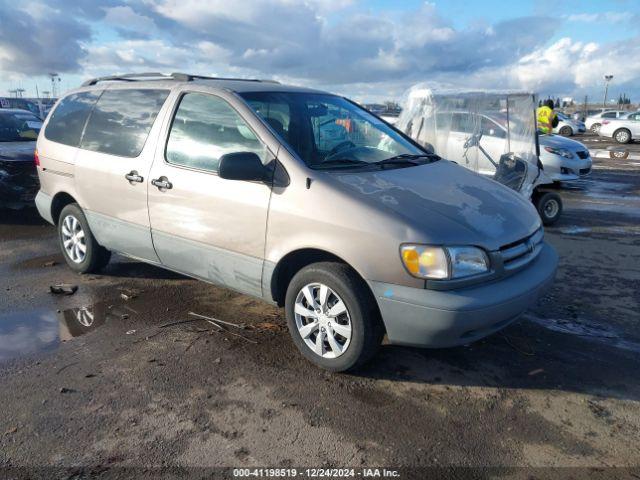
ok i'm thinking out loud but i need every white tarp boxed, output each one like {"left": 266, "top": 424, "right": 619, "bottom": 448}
{"left": 396, "top": 84, "right": 541, "bottom": 195}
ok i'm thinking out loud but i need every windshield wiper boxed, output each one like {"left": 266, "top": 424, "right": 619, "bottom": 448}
{"left": 311, "top": 159, "right": 370, "bottom": 170}
{"left": 374, "top": 153, "right": 439, "bottom": 167}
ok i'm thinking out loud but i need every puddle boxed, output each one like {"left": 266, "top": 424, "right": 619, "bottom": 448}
{"left": 559, "top": 226, "right": 591, "bottom": 235}
{"left": 0, "top": 303, "right": 123, "bottom": 362}
{"left": 525, "top": 313, "right": 640, "bottom": 355}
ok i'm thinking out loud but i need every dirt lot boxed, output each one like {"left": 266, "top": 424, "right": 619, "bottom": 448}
{"left": 0, "top": 151, "right": 639, "bottom": 478}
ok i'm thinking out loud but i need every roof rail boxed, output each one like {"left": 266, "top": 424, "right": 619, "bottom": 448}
{"left": 82, "top": 72, "right": 280, "bottom": 87}
{"left": 170, "top": 72, "right": 280, "bottom": 84}
{"left": 81, "top": 72, "right": 170, "bottom": 86}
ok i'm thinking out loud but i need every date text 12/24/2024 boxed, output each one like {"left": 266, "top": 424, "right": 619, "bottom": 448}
{"left": 233, "top": 468, "right": 401, "bottom": 478}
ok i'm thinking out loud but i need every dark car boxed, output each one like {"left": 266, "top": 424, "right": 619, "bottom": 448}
{"left": 0, "top": 109, "right": 41, "bottom": 209}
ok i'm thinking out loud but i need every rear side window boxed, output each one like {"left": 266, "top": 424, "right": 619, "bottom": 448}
{"left": 602, "top": 112, "right": 616, "bottom": 118}
{"left": 80, "top": 89, "right": 169, "bottom": 158}
{"left": 44, "top": 92, "right": 100, "bottom": 147}
{"left": 165, "top": 93, "right": 266, "bottom": 173}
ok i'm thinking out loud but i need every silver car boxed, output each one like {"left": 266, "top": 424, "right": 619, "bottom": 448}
{"left": 585, "top": 110, "right": 626, "bottom": 134}
{"left": 34, "top": 73, "right": 557, "bottom": 371}
{"left": 598, "top": 112, "right": 640, "bottom": 144}
{"left": 539, "top": 133, "right": 592, "bottom": 182}
{"left": 553, "top": 112, "right": 585, "bottom": 136}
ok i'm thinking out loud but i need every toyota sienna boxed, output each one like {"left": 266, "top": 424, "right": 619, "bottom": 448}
{"left": 35, "top": 73, "right": 558, "bottom": 371}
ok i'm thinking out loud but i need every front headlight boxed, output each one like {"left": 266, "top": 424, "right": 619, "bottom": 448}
{"left": 544, "top": 146, "right": 574, "bottom": 159}
{"left": 400, "top": 245, "right": 489, "bottom": 280}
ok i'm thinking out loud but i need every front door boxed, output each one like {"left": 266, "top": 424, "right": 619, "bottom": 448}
{"left": 147, "top": 91, "right": 273, "bottom": 297}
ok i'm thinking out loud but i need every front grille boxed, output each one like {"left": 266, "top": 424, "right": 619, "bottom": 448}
{"left": 500, "top": 228, "right": 544, "bottom": 271}
{"left": 579, "top": 167, "right": 591, "bottom": 175}
{"left": 576, "top": 150, "right": 589, "bottom": 159}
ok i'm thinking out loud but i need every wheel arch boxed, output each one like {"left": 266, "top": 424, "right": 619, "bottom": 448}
{"left": 51, "top": 192, "right": 78, "bottom": 225}
{"left": 269, "top": 248, "right": 369, "bottom": 307}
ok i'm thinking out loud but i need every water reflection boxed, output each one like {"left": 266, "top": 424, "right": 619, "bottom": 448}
{"left": 0, "top": 303, "right": 118, "bottom": 361}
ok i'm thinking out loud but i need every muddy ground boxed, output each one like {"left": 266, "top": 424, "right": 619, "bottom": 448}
{"left": 0, "top": 152, "right": 639, "bottom": 478}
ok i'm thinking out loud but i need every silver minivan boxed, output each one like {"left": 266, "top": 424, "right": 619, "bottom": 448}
{"left": 35, "top": 73, "right": 558, "bottom": 371}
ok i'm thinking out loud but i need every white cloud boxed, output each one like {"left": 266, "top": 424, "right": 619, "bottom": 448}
{"left": 103, "top": 5, "right": 157, "bottom": 33}
{"left": 566, "top": 12, "right": 630, "bottom": 23}
{"left": 2, "top": 0, "right": 640, "bottom": 101}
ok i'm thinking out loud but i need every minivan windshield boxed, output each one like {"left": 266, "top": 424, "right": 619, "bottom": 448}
{"left": 240, "top": 92, "right": 435, "bottom": 170}
{"left": 0, "top": 111, "right": 43, "bottom": 142}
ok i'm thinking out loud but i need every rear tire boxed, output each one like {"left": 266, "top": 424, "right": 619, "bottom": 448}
{"left": 285, "top": 262, "right": 384, "bottom": 372}
{"left": 58, "top": 203, "right": 111, "bottom": 274}
{"left": 534, "top": 192, "right": 563, "bottom": 226}
{"left": 613, "top": 128, "right": 631, "bottom": 144}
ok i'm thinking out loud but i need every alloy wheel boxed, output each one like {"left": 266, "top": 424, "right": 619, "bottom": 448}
{"left": 61, "top": 214, "right": 87, "bottom": 263}
{"left": 615, "top": 131, "right": 630, "bottom": 143}
{"left": 294, "top": 283, "right": 352, "bottom": 359}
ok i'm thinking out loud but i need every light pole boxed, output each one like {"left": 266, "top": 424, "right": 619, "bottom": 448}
{"left": 49, "top": 73, "right": 60, "bottom": 98}
{"left": 603, "top": 75, "right": 613, "bottom": 108}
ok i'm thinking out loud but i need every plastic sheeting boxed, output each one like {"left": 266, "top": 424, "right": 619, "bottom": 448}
{"left": 396, "top": 84, "right": 540, "bottom": 194}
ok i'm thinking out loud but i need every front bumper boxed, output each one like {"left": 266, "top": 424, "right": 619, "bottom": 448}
{"left": 542, "top": 155, "right": 592, "bottom": 182}
{"left": 368, "top": 242, "right": 558, "bottom": 348}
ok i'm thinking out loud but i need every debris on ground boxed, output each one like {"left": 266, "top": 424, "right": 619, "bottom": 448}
{"left": 4, "top": 426, "right": 18, "bottom": 435}
{"left": 188, "top": 311, "right": 246, "bottom": 329}
{"left": 43, "top": 261, "right": 57, "bottom": 267}
{"left": 49, "top": 284, "right": 78, "bottom": 295}
{"left": 253, "top": 322, "right": 286, "bottom": 332}
{"left": 118, "top": 288, "right": 141, "bottom": 301}
{"left": 56, "top": 362, "right": 79, "bottom": 375}
{"left": 126, "top": 329, "right": 136, "bottom": 335}
{"left": 59, "top": 387, "right": 75, "bottom": 394}
{"left": 501, "top": 335, "right": 535, "bottom": 356}
{"left": 157, "top": 312, "right": 257, "bottom": 344}
{"left": 528, "top": 368, "right": 544, "bottom": 376}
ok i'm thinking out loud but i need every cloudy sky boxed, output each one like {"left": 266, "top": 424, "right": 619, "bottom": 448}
{"left": 1, "top": 0, "right": 639, "bottom": 103}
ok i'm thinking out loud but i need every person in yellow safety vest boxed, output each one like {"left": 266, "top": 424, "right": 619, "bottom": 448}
{"left": 537, "top": 99, "right": 559, "bottom": 134}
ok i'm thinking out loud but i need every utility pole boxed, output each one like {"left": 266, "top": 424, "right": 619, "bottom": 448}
{"left": 602, "top": 75, "right": 613, "bottom": 108}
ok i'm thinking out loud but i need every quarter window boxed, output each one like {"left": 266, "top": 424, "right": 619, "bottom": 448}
{"left": 166, "top": 93, "right": 267, "bottom": 173}
{"left": 80, "top": 89, "right": 169, "bottom": 158}
{"left": 44, "top": 92, "right": 100, "bottom": 147}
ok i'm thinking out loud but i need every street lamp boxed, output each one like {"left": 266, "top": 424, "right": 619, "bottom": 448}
{"left": 603, "top": 75, "right": 613, "bottom": 108}
{"left": 49, "top": 73, "right": 60, "bottom": 98}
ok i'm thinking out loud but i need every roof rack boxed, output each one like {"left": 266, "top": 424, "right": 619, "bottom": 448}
{"left": 82, "top": 72, "right": 280, "bottom": 87}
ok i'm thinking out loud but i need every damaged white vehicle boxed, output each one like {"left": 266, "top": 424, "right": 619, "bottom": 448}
{"left": 394, "top": 86, "right": 563, "bottom": 225}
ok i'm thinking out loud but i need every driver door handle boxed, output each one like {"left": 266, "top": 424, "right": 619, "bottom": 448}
{"left": 125, "top": 170, "right": 143, "bottom": 183}
{"left": 151, "top": 177, "right": 173, "bottom": 190}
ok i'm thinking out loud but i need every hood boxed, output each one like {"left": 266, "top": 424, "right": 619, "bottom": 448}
{"left": 334, "top": 160, "right": 540, "bottom": 251}
{"left": 539, "top": 134, "right": 586, "bottom": 151}
{"left": 0, "top": 141, "right": 36, "bottom": 162}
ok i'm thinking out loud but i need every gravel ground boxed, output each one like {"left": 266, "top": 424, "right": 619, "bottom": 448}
{"left": 0, "top": 152, "right": 639, "bottom": 478}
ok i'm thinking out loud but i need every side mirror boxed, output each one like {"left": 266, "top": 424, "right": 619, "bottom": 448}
{"left": 218, "top": 152, "right": 267, "bottom": 182}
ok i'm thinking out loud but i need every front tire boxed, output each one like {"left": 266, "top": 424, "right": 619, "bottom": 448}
{"left": 613, "top": 128, "right": 631, "bottom": 144}
{"left": 590, "top": 123, "right": 601, "bottom": 134}
{"left": 535, "top": 192, "right": 563, "bottom": 226}
{"left": 58, "top": 203, "right": 111, "bottom": 274}
{"left": 559, "top": 126, "right": 573, "bottom": 136}
{"left": 285, "top": 262, "right": 384, "bottom": 372}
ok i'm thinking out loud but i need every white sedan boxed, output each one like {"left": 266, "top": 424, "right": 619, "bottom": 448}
{"left": 599, "top": 113, "right": 640, "bottom": 143}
